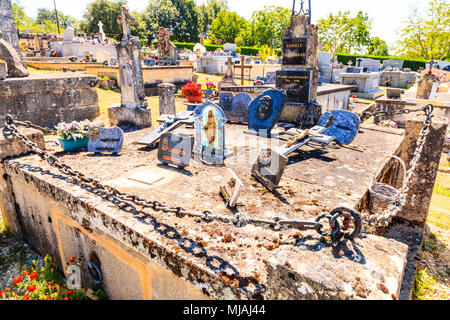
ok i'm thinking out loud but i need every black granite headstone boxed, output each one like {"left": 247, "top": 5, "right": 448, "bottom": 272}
{"left": 282, "top": 37, "right": 308, "bottom": 66}
{"left": 276, "top": 70, "right": 311, "bottom": 103}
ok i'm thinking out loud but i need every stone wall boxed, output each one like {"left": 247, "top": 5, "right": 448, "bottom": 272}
{"left": 0, "top": 0, "right": 21, "bottom": 56}
{"left": 0, "top": 73, "right": 100, "bottom": 127}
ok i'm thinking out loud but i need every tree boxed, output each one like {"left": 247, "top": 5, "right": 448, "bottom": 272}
{"left": 81, "top": 0, "right": 127, "bottom": 40}
{"left": 198, "top": 0, "right": 228, "bottom": 34}
{"left": 318, "top": 11, "right": 372, "bottom": 54}
{"left": 246, "top": 6, "right": 291, "bottom": 49}
{"left": 144, "top": 0, "right": 202, "bottom": 43}
{"left": 210, "top": 10, "right": 248, "bottom": 44}
{"left": 396, "top": 0, "right": 449, "bottom": 61}
{"left": 367, "top": 37, "right": 390, "bottom": 56}
{"left": 12, "top": 1, "right": 60, "bottom": 33}
{"left": 36, "top": 8, "right": 76, "bottom": 28}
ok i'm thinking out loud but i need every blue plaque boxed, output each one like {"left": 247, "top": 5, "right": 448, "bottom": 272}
{"left": 193, "top": 101, "right": 233, "bottom": 166}
{"left": 228, "top": 92, "right": 251, "bottom": 123}
{"left": 246, "top": 89, "right": 286, "bottom": 137}
{"left": 219, "top": 92, "right": 234, "bottom": 112}
{"left": 317, "top": 110, "right": 361, "bottom": 145}
{"left": 88, "top": 127, "right": 124, "bottom": 154}
{"left": 158, "top": 133, "right": 194, "bottom": 168}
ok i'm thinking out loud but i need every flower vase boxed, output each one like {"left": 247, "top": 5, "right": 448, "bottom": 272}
{"left": 203, "top": 89, "right": 213, "bottom": 98}
{"left": 187, "top": 95, "right": 203, "bottom": 103}
{"left": 58, "top": 137, "right": 89, "bottom": 152}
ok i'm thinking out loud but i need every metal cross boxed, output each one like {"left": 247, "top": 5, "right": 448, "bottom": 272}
{"left": 292, "top": 0, "right": 312, "bottom": 23}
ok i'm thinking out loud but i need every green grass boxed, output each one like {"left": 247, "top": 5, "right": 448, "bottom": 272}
{"left": 433, "top": 184, "right": 450, "bottom": 198}
{"left": 414, "top": 267, "right": 437, "bottom": 300}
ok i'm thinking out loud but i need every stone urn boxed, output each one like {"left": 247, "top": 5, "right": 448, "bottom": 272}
{"left": 0, "top": 61, "right": 7, "bottom": 80}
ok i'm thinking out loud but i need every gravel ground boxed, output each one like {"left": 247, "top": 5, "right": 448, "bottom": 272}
{"left": 0, "top": 223, "right": 44, "bottom": 290}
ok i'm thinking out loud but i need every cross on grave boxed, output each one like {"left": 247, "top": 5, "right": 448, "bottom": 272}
{"left": 234, "top": 55, "right": 253, "bottom": 85}
{"left": 347, "top": 60, "right": 353, "bottom": 67}
{"left": 98, "top": 21, "right": 104, "bottom": 34}
{"left": 218, "top": 58, "right": 238, "bottom": 90}
{"left": 117, "top": 6, "right": 135, "bottom": 39}
{"left": 198, "top": 32, "right": 205, "bottom": 46}
{"left": 251, "top": 110, "right": 361, "bottom": 192}
{"left": 428, "top": 59, "right": 436, "bottom": 73}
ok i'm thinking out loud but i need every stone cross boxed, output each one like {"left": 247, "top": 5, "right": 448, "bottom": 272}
{"left": 98, "top": 21, "right": 105, "bottom": 42}
{"left": 198, "top": 32, "right": 205, "bottom": 46}
{"left": 428, "top": 59, "right": 435, "bottom": 73}
{"left": 117, "top": 6, "right": 135, "bottom": 39}
{"left": 347, "top": 60, "right": 353, "bottom": 67}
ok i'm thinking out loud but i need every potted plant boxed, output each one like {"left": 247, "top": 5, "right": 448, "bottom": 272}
{"left": 203, "top": 81, "right": 216, "bottom": 98}
{"left": 0, "top": 59, "right": 6, "bottom": 80}
{"left": 405, "top": 81, "right": 412, "bottom": 90}
{"left": 56, "top": 120, "right": 94, "bottom": 152}
{"left": 181, "top": 82, "right": 204, "bottom": 103}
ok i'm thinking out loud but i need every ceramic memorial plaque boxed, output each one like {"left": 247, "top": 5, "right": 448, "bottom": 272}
{"left": 228, "top": 92, "right": 251, "bottom": 123}
{"left": 88, "top": 127, "right": 124, "bottom": 154}
{"left": 158, "top": 133, "right": 194, "bottom": 168}
{"left": 276, "top": 70, "right": 311, "bottom": 103}
{"left": 245, "top": 89, "right": 286, "bottom": 137}
{"left": 193, "top": 101, "right": 233, "bottom": 166}
{"left": 317, "top": 110, "right": 361, "bottom": 145}
{"left": 251, "top": 148, "right": 288, "bottom": 192}
{"left": 266, "top": 72, "right": 276, "bottom": 84}
{"left": 219, "top": 168, "right": 244, "bottom": 207}
{"left": 219, "top": 92, "right": 234, "bottom": 112}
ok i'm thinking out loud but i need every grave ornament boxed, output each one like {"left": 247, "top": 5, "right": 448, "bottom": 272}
{"left": 158, "top": 133, "right": 194, "bottom": 168}
{"left": 137, "top": 111, "right": 194, "bottom": 146}
{"left": 244, "top": 89, "right": 286, "bottom": 137}
{"left": 193, "top": 101, "right": 233, "bottom": 166}
{"left": 252, "top": 110, "right": 360, "bottom": 191}
{"left": 87, "top": 127, "right": 124, "bottom": 154}
{"left": 219, "top": 92, "right": 252, "bottom": 123}
{"left": 219, "top": 168, "right": 244, "bottom": 208}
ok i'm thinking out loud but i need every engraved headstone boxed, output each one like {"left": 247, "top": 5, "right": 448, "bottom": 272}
{"left": 359, "top": 58, "right": 380, "bottom": 72}
{"left": 276, "top": 70, "right": 311, "bottom": 103}
{"left": 219, "top": 92, "right": 234, "bottom": 112}
{"left": 282, "top": 37, "right": 308, "bottom": 66}
{"left": 88, "top": 127, "right": 124, "bottom": 154}
{"left": 228, "top": 92, "right": 252, "bottom": 123}
{"left": 316, "top": 110, "right": 360, "bottom": 145}
{"left": 193, "top": 101, "right": 233, "bottom": 166}
{"left": 266, "top": 72, "right": 276, "bottom": 84}
{"left": 158, "top": 133, "right": 194, "bottom": 168}
{"left": 245, "top": 89, "right": 286, "bottom": 137}
{"left": 220, "top": 168, "right": 244, "bottom": 207}
{"left": 383, "top": 59, "right": 404, "bottom": 70}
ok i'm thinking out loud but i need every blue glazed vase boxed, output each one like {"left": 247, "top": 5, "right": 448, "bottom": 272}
{"left": 203, "top": 89, "right": 213, "bottom": 98}
{"left": 58, "top": 137, "right": 89, "bottom": 152}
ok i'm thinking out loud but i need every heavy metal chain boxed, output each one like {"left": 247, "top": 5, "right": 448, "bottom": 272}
{"left": 4, "top": 115, "right": 361, "bottom": 244}
{"left": 360, "top": 104, "right": 435, "bottom": 230}
{"left": 358, "top": 107, "right": 428, "bottom": 122}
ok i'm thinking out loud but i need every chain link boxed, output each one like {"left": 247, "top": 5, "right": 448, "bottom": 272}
{"left": 4, "top": 114, "right": 361, "bottom": 242}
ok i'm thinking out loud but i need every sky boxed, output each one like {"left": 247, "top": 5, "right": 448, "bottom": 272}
{"left": 18, "top": 0, "right": 430, "bottom": 47}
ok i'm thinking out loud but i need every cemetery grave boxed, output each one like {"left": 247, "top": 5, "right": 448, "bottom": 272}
{"left": 1, "top": 0, "right": 449, "bottom": 301}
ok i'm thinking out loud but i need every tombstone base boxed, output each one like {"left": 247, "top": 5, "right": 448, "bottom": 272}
{"left": 353, "top": 89, "right": 384, "bottom": 100}
{"left": 108, "top": 103, "right": 152, "bottom": 129}
{"left": 193, "top": 149, "right": 234, "bottom": 166}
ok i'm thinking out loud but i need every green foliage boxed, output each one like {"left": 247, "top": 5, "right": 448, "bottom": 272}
{"left": 81, "top": 0, "right": 127, "bottom": 40}
{"left": 210, "top": 10, "right": 248, "bottom": 44}
{"left": 36, "top": 8, "right": 76, "bottom": 28}
{"left": 414, "top": 267, "right": 436, "bottom": 299}
{"left": 93, "top": 289, "right": 107, "bottom": 300}
{"left": 318, "top": 10, "right": 373, "bottom": 54}
{"left": 433, "top": 184, "right": 450, "bottom": 197}
{"left": 12, "top": 1, "right": 62, "bottom": 34}
{"left": 246, "top": 6, "right": 291, "bottom": 49}
{"left": 198, "top": 0, "right": 228, "bottom": 33}
{"left": 396, "top": 0, "right": 450, "bottom": 61}
{"left": 335, "top": 53, "right": 428, "bottom": 71}
{"left": 367, "top": 37, "right": 390, "bottom": 56}
{"left": 144, "top": 0, "right": 203, "bottom": 43}
{"left": 259, "top": 45, "right": 278, "bottom": 61}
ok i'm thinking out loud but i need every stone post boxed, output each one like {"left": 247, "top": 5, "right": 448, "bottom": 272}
{"left": 395, "top": 114, "right": 448, "bottom": 225}
{"left": 0, "top": 128, "right": 45, "bottom": 236}
{"left": 158, "top": 83, "right": 176, "bottom": 115}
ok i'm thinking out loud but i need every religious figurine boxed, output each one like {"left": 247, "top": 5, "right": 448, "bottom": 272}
{"left": 203, "top": 109, "right": 218, "bottom": 147}
{"left": 117, "top": 6, "right": 135, "bottom": 39}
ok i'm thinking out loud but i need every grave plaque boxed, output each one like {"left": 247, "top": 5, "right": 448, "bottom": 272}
{"left": 219, "top": 92, "right": 234, "bottom": 112}
{"left": 158, "top": 133, "right": 194, "bottom": 168}
{"left": 193, "top": 101, "right": 233, "bottom": 166}
{"left": 251, "top": 148, "right": 288, "bottom": 192}
{"left": 282, "top": 37, "right": 308, "bottom": 66}
{"left": 88, "top": 127, "right": 124, "bottom": 154}
{"left": 219, "top": 168, "right": 244, "bottom": 207}
{"left": 276, "top": 70, "right": 311, "bottom": 103}
{"left": 229, "top": 93, "right": 251, "bottom": 123}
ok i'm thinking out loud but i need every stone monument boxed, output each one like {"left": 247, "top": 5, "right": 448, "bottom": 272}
{"left": 0, "top": 0, "right": 20, "bottom": 56}
{"left": 0, "top": 30, "right": 29, "bottom": 77}
{"left": 417, "top": 60, "right": 440, "bottom": 100}
{"left": 98, "top": 21, "right": 106, "bottom": 43}
{"left": 218, "top": 58, "right": 238, "bottom": 90}
{"left": 276, "top": 1, "right": 321, "bottom": 127}
{"left": 156, "top": 27, "right": 178, "bottom": 64}
{"left": 108, "top": 6, "right": 151, "bottom": 128}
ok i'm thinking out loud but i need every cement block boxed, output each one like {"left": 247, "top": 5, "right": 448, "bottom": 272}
{"left": 108, "top": 103, "right": 152, "bottom": 128}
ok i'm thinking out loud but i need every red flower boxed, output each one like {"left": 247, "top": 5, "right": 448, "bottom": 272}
{"left": 27, "top": 285, "right": 36, "bottom": 292}
{"left": 22, "top": 296, "right": 30, "bottom": 300}
{"left": 63, "top": 297, "right": 70, "bottom": 300}
{"left": 67, "top": 290, "right": 73, "bottom": 296}
{"left": 13, "top": 276, "right": 22, "bottom": 284}
{"left": 0, "top": 290, "right": 3, "bottom": 296}
{"left": 45, "top": 297, "right": 53, "bottom": 300}
{"left": 5, "top": 288, "right": 10, "bottom": 292}
{"left": 69, "top": 256, "right": 76, "bottom": 263}
{"left": 21, "top": 270, "right": 29, "bottom": 276}
{"left": 29, "top": 272, "right": 38, "bottom": 279}
{"left": 47, "top": 282, "right": 52, "bottom": 287}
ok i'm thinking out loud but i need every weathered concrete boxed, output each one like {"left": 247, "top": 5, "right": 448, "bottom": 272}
{"left": 0, "top": 30, "right": 29, "bottom": 77}
{"left": 108, "top": 103, "right": 152, "bottom": 128}
{"left": 380, "top": 71, "right": 416, "bottom": 89}
{"left": 158, "top": 83, "right": 176, "bottom": 115}
{"left": 0, "top": 0, "right": 21, "bottom": 56}
{"left": 0, "top": 121, "right": 419, "bottom": 300}
{"left": 0, "top": 73, "right": 100, "bottom": 128}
